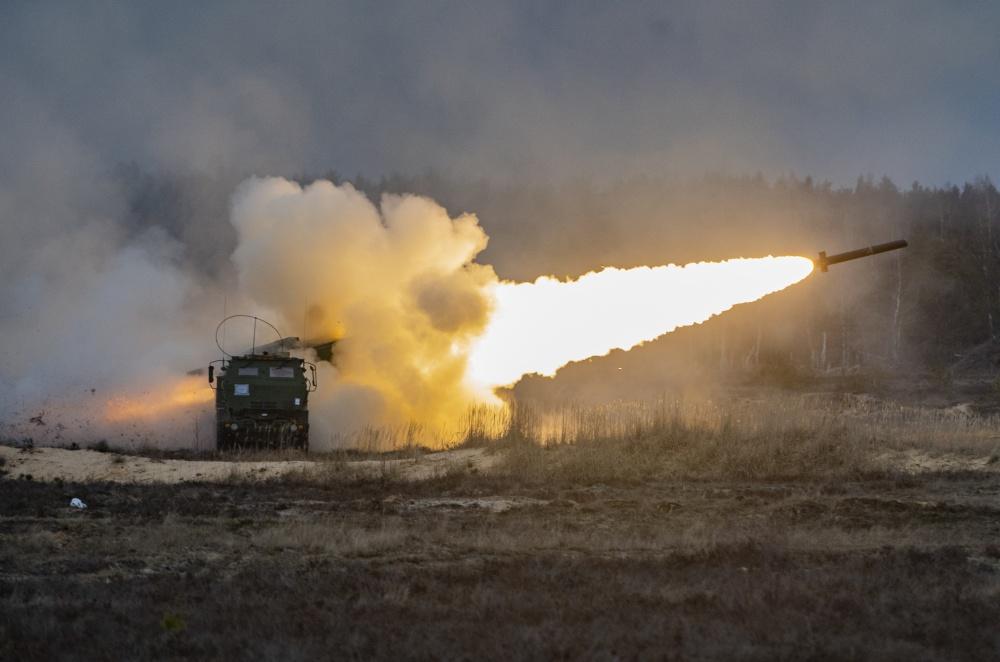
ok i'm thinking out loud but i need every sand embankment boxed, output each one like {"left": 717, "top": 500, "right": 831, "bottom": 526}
{"left": 0, "top": 445, "right": 496, "bottom": 484}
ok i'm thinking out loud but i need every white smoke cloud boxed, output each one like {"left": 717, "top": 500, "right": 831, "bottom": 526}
{"left": 229, "top": 177, "right": 498, "bottom": 446}
{"left": 0, "top": 99, "right": 227, "bottom": 447}
{"left": 0, "top": 218, "right": 220, "bottom": 447}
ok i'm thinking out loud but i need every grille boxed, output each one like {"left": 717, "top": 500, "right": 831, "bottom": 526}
{"left": 250, "top": 401, "right": 279, "bottom": 410}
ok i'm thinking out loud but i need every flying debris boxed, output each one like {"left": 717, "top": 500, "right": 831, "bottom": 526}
{"left": 816, "top": 240, "right": 908, "bottom": 272}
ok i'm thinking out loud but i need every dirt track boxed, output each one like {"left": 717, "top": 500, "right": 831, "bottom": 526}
{"left": 0, "top": 445, "right": 498, "bottom": 484}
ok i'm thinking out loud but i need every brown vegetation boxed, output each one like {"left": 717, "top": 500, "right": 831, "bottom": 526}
{"left": 476, "top": 393, "right": 1000, "bottom": 485}
{"left": 4, "top": 465, "right": 1000, "bottom": 660}
{"left": 3, "top": 393, "right": 1000, "bottom": 659}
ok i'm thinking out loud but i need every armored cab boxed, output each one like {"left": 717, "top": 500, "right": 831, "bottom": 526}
{"left": 209, "top": 351, "right": 317, "bottom": 451}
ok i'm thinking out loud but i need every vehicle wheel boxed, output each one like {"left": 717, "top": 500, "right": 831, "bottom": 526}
{"left": 216, "top": 423, "right": 231, "bottom": 451}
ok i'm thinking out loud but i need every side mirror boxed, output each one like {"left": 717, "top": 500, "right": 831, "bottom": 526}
{"left": 208, "top": 365, "right": 215, "bottom": 384}
{"left": 310, "top": 364, "right": 317, "bottom": 387}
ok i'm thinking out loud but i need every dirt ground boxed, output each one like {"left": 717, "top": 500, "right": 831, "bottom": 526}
{"left": 0, "top": 445, "right": 498, "bottom": 484}
{"left": 3, "top": 444, "right": 1000, "bottom": 660}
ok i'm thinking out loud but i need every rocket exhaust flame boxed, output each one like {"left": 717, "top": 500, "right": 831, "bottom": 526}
{"left": 468, "top": 256, "right": 814, "bottom": 387}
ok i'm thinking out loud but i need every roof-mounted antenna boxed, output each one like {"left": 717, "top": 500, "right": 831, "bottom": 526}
{"left": 216, "top": 315, "right": 283, "bottom": 358}
{"left": 221, "top": 295, "right": 228, "bottom": 365}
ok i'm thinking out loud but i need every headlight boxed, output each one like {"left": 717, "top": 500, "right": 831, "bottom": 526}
{"left": 230, "top": 423, "right": 239, "bottom": 431}
{"left": 289, "top": 424, "right": 298, "bottom": 432}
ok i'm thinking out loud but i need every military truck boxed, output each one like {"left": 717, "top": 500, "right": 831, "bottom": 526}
{"left": 208, "top": 317, "right": 318, "bottom": 451}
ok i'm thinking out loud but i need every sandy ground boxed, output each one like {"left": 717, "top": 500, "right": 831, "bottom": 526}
{"left": 4, "top": 443, "right": 998, "bottom": 488}
{"left": 0, "top": 445, "right": 498, "bottom": 484}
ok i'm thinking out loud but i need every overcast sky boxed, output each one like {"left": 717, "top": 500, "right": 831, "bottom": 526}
{"left": 3, "top": 1, "right": 999, "bottom": 186}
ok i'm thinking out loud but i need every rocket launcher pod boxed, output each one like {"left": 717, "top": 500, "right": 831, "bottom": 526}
{"left": 816, "top": 239, "right": 908, "bottom": 272}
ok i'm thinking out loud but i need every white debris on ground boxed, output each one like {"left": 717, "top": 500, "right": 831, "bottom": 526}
{"left": 0, "top": 445, "right": 498, "bottom": 484}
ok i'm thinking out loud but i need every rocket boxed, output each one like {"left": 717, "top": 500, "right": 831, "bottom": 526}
{"left": 816, "top": 239, "right": 908, "bottom": 272}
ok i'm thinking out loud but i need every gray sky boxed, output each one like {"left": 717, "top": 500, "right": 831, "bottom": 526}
{"left": 2, "top": 0, "right": 999, "bottom": 185}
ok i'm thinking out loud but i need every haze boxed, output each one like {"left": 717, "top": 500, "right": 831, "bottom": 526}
{"left": 3, "top": 1, "right": 998, "bottom": 185}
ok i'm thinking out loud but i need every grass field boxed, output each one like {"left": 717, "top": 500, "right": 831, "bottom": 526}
{"left": 3, "top": 390, "right": 1000, "bottom": 660}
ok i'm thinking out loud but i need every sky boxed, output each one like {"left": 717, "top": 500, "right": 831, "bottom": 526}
{"left": 2, "top": 0, "right": 999, "bottom": 187}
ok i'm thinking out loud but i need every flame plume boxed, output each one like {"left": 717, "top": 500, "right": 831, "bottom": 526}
{"left": 468, "top": 256, "right": 814, "bottom": 388}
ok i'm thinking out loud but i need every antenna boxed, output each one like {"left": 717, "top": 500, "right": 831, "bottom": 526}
{"left": 215, "top": 315, "right": 283, "bottom": 358}
{"left": 221, "top": 295, "right": 228, "bottom": 365}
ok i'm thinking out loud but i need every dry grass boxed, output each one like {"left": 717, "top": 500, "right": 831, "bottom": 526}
{"left": 502, "top": 394, "right": 1000, "bottom": 452}
{"left": 252, "top": 519, "right": 410, "bottom": 556}
{"left": 460, "top": 393, "right": 1000, "bottom": 484}
{"left": 496, "top": 416, "right": 868, "bottom": 483}
{"left": 5, "top": 474, "right": 1000, "bottom": 660}
{"left": 7, "top": 386, "right": 1000, "bottom": 661}
{"left": 295, "top": 390, "right": 1000, "bottom": 464}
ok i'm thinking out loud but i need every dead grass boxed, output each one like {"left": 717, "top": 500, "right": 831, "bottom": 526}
{"left": 507, "top": 394, "right": 1000, "bottom": 452}
{"left": 6, "top": 388, "right": 1000, "bottom": 660}
{"left": 5, "top": 474, "right": 1000, "bottom": 660}
{"left": 488, "top": 398, "right": 869, "bottom": 483}
{"left": 252, "top": 519, "right": 410, "bottom": 556}
{"left": 496, "top": 427, "right": 870, "bottom": 484}
{"left": 471, "top": 394, "right": 1000, "bottom": 484}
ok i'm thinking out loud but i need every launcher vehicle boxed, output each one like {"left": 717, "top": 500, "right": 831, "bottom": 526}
{"left": 208, "top": 316, "right": 319, "bottom": 451}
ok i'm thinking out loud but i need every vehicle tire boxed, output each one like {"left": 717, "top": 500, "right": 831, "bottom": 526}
{"left": 216, "top": 423, "right": 230, "bottom": 451}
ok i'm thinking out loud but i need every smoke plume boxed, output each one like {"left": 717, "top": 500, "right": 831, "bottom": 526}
{"left": 229, "top": 177, "right": 498, "bottom": 444}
